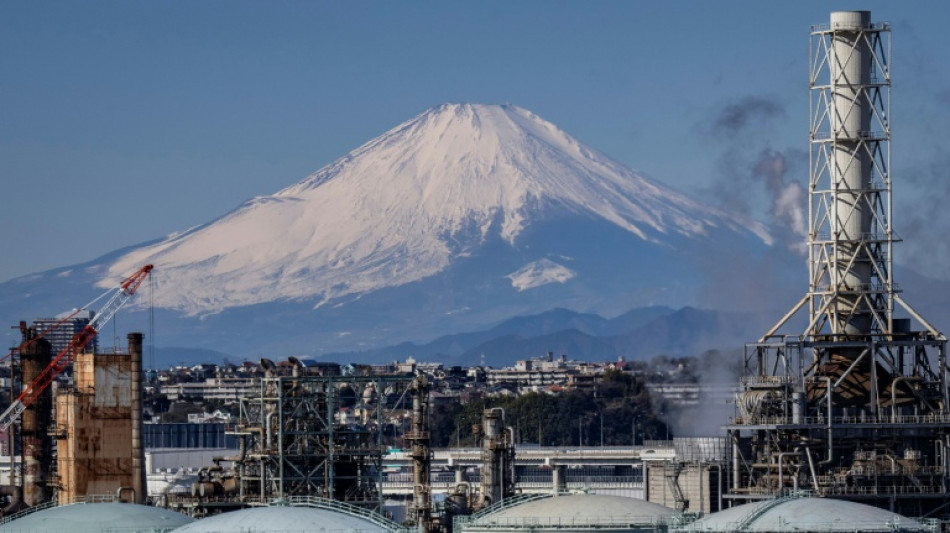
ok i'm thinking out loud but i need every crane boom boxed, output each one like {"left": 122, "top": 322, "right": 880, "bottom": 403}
{"left": 0, "top": 264, "right": 153, "bottom": 432}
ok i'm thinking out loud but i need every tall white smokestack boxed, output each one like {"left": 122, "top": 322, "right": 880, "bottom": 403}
{"left": 808, "top": 10, "right": 891, "bottom": 336}
{"left": 830, "top": 11, "right": 874, "bottom": 334}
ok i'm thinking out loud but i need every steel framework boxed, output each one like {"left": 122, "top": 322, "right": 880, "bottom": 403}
{"left": 229, "top": 373, "right": 414, "bottom": 512}
{"left": 725, "top": 12, "right": 950, "bottom": 518}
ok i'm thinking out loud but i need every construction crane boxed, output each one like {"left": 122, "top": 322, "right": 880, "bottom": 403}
{"left": 0, "top": 264, "right": 153, "bottom": 432}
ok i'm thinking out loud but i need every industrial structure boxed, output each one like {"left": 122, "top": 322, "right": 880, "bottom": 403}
{"left": 0, "top": 265, "right": 152, "bottom": 515}
{"left": 643, "top": 438, "right": 726, "bottom": 514}
{"left": 725, "top": 11, "right": 950, "bottom": 517}
{"left": 53, "top": 333, "right": 147, "bottom": 503}
{"left": 165, "top": 370, "right": 520, "bottom": 533}
{"left": 474, "top": 408, "right": 516, "bottom": 510}
{"left": 166, "top": 367, "right": 418, "bottom": 516}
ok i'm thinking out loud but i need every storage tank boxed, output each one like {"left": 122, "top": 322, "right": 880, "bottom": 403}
{"left": 0, "top": 501, "right": 193, "bottom": 532}
{"left": 673, "top": 494, "right": 937, "bottom": 533}
{"left": 168, "top": 497, "right": 403, "bottom": 533}
{"left": 457, "top": 494, "right": 676, "bottom": 533}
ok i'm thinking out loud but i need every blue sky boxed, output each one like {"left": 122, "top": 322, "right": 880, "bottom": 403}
{"left": 2, "top": 1, "right": 949, "bottom": 282}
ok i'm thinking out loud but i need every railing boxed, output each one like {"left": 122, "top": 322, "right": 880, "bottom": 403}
{"left": 462, "top": 493, "right": 549, "bottom": 524}
{"left": 811, "top": 21, "right": 889, "bottom": 32}
{"left": 461, "top": 514, "right": 670, "bottom": 530}
{"left": 280, "top": 495, "right": 408, "bottom": 533}
{"left": 740, "top": 376, "right": 793, "bottom": 385}
{"left": 0, "top": 494, "right": 124, "bottom": 525}
{"left": 811, "top": 130, "right": 888, "bottom": 142}
{"left": 731, "top": 412, "right": 950, "bottom": 427}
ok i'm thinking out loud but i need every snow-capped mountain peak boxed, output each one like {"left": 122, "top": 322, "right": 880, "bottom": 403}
{"left": 102, "top": 103, "right": 768, "bottom": 315}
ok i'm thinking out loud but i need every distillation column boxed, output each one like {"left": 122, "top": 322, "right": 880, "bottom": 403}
{"left": 477, "top": 408, "right": 514, "bottom": 509}
{"left": 405, "top": 376, "right": 432, "bottom": 533}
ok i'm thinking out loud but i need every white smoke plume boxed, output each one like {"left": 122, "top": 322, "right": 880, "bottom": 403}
{"left": 700, "top": 96, "right": 808, "bottom": 254}
{"left": 752, "top": 149, "right": 807, "bottom": 254}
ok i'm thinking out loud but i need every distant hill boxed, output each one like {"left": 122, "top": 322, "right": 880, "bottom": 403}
{"left": 318, "top": 305, "right": 771, "bottom": 367}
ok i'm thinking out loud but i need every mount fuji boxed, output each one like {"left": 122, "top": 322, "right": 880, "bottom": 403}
{"left": 0, "top": 103, "right": 779, "bottom": 362}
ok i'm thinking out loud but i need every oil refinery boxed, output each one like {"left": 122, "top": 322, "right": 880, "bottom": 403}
{"left": 0, "top": 8, "right": 948, "bottom": 533}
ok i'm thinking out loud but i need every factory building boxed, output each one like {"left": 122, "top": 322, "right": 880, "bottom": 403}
{"left": 54, "top": 333, "right": 146, "bottom": 504}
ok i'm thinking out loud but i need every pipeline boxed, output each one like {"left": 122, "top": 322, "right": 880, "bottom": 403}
{"left": 0, "top": 485, "right": 23, "bottom": 516}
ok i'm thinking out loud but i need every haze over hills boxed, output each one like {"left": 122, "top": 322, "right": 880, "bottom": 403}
{"left": 8, "top": 102, "right": 930, "bottom": 365}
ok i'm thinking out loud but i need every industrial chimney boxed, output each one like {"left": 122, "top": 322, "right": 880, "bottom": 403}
{"left": 726, "top": 11, "right": 950, "bottom": 518}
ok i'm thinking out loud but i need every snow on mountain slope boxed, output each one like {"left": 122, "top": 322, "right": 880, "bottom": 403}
{"left": 102, "top": 103, "right": 769, "bottom": 315}
{"left": 507, "top": 259, "right": 575, "bottom": 291}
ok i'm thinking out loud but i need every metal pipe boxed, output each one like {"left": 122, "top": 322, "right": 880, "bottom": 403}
{"left": 731, "top": 432, "right": 741, "bottom": 491}
{"left": 116, "top": 486, "right": 135, "bottom": 502}
{"left": 819, "top": 377, "right": 834, "bottom": 465}
{"left": 775, "top": 451, "right": 800, "bottom": 492}
{"left": 0, "top": 485, "right": 23, "bottom": 515}
{"left": 805, "top": 447, "right": 821, "bottom": 494}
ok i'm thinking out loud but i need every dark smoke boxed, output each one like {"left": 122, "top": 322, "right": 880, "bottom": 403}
{"left": 691, "top": 96, "right": 809, "bottom": 311}
{"left": 698, "top": 96, "right": 808, "bottom": 252}
{"left": 703, "top": 96, "right": 785, "bottom": 140}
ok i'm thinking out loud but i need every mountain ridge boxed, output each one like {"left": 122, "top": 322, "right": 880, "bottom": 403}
{"left": 0, "top": 103, "right": 812, "bottom": 360}
{"left": 99, "top": 103, "right": 769, "bottom": 316}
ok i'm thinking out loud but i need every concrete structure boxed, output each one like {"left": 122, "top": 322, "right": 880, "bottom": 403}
{"left": 646, "top": 462, "right": 722, "bottom": 514}
{"left": 0, "top": 500, "right": 193, "bottom": 533}
{"left": 54, "top": 333, "right": 146, "bottom": 503}
{"left": 644, "top": 438, "right": 727, "bottom": 514}
{"left": 455, "top": 494, "right": 675, "bottom": 533}
{"left": 726, "top": 11, "right": 950, "bottom": 517}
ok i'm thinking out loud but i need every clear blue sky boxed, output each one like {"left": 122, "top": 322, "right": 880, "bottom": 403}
{"left": 2, "top": 1, "right": 949, "bottom": 282}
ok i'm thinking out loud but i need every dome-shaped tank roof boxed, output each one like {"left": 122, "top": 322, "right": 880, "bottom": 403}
{"left": 681, "top": 495, "right": 933, "bottom": 532}
{"left": 170, "top": 500, "right": 399, "bottom": 533}
{"left": 461, "top": 494, "right": 676, "bottom": 533}
{"left": 0, "top": 502, "right": 194, "bottom": 532}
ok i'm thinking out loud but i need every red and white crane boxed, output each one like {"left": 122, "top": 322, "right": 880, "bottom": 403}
{"left": 0, "top": 264, "right": 153, "bottom": 432}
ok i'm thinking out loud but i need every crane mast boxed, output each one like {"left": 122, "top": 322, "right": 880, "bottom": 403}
{"left": 0, "top": 264, "right": 153, "bottom": 432}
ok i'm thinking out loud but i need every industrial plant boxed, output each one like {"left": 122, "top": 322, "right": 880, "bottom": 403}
{"left": 0, "top": 8, "right": 947, "bottom": 533}
{"left": 723, "top": 10, "right": 950, "bottom": 517}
